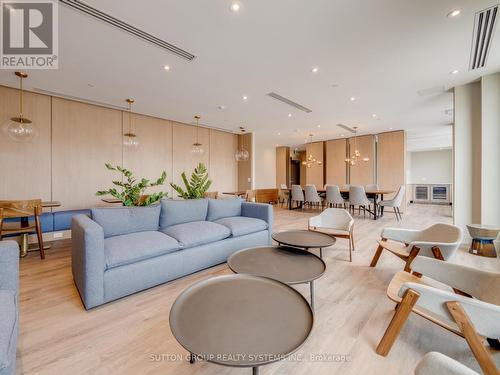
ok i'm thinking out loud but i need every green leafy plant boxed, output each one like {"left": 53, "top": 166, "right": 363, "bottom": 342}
{"left": 170, "top": 162, "right": 212, "bottom": 199}
{"left": 96, "top": 163, "right": 167, "bottom": 206}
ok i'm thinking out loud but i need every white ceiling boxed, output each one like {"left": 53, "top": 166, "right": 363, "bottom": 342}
{"left": 1, "top": 0, "right": 500, "bottom": 151}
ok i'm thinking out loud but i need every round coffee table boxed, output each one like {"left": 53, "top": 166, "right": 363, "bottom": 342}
{"left": 272, "top": 229, "right": 336, "bottom": 258}
{"left": 169, "top": 274, "right": 313, "bottom": 374}
{"left": 228, "top": 246, "right": 326, "bottom": 311}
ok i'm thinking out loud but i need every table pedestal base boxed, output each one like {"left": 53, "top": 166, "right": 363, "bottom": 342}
{"left": 469, "top": 239, "right": 497, "bottom": 258}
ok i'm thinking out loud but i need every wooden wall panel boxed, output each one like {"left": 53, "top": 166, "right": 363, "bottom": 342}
{"left": 0, "top": 86, "right": 52, "bottom": 201}
{"left": 171, "top": 122, "right": 210, "bottom": 198}
{"left": 237, "top": 133, "right": 252, "bottom": 191}
{"left": 51, "top": 98, "right": 123, "bottom": 210}
{"left": 298, "top": 151, "right": 306, "bottom": 187}
{"left": 305, "top": 141, "right": 324, "bottom": 188}
{"left": 348, "top": 135, "right": 375, "bottom": 186}
{"left": 275, "top": 146, "right": 290, "bottom": 188}
{"left": 377, "top": 130, "right": 406, "bottom": 206}
{"left": 122, "top": 113, "right": 173, "bottom": 198}
{"left": 325, "top": 139, "right": 347, "bottom": 186}
{"left": 209, "top": 129, "right": 238, "bottom": 193}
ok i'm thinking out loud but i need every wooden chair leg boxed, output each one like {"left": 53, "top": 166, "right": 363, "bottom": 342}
{"left": 348, "top": 235, "right": 352, "bottom": 262}
{"left": 431, "top": 246, "right": 444, "bottom": 261}
{"left": 370, "top": 238, "right": 386, "bottom": 267}
{"left": 403, "top": 246, "right": 421, "bottom": 272}
{"left": 376, "top": 289, "right": 420, "bottom": 356}
{"left": 34, "top": 213, "right": 45, "bottom": 259}
{"left": 446, "top": 302, "right": 500, "bottom": 375}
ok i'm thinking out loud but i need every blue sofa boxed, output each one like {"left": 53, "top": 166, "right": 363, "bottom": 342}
{"left": 71, "top": 198, "right": 273, "bottom": 309}
{"left": 0, "top": 241, "right": 19, "bottom": 375}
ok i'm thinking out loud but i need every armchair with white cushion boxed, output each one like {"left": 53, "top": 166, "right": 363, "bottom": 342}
{"left": 308, "top": 208, "right": 354, "bottom": 261}
{"left": 377, "top": 256, "right": 500, "bottom": 375}
{"left": 370, "top": 223, "right": 462, "bottom": 272}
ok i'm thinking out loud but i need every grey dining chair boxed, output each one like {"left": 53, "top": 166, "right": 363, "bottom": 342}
{"left": 348, "top": 185, "right": 371, "bottom": 218}
{"left": 379, "top": 185, "right": 406, "bottom": 221}
{"left": 278, "top": 184, "right": 289, "bottom": 208}
{"left": 291, "top": 185, "right": 304, "bottom": 209}
{"left": 325, "top": 185, "right": 346, "bottom": 208}
{"left": 304, "top": 184, "right": 323, "bottom": 209}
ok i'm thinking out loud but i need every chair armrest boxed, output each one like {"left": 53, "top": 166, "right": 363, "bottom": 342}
{"left": 308, "top": 215, "right": 322, "bottom": 228}
{"left": 241, "top": 202, "right": 273, "bottom": 226}
{"left": 71, "top": 214, "right": 105, "bottom": 309}
{"left": 411, "top": 256, "right": 500, "bottom": 302}
{"left": 381, "top": 227, "right": 421, "bottom": 243}
{"left": 0, "top": 240, "right": 19, "bottom": 292}
{"left": 399, "top": 282, "right": 500, "bottom": 338}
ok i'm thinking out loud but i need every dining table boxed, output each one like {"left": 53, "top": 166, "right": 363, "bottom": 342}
{"left": 282, "top": 188, "right": 394, "bottom": 220}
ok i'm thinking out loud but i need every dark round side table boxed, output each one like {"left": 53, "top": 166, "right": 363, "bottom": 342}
{"left": 272, "top": 229, "right": 336, "bottom": 258}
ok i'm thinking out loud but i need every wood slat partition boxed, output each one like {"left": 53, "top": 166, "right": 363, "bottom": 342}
{"left": 325, "top": 139, "right": 347, "bottom": 186}
{"left": 377, "top": 130, "right": 406, "bottom": 208}
{"left": 348, "top": 135, "right": 375, "bottom": 186}
{"left": 237, "top": 133, "right": 252, "bottom": 191}
{"left": 305, "top": 141, "right": 324, "bottom": 188}
{"left": 0, "top": 86, "right": 52, "bottom": 201}
{"left": 275, "top": 146, "right": 290, "bottom": 188}
{"left": 209, "top": 129, "right": 238, "bottom": 193}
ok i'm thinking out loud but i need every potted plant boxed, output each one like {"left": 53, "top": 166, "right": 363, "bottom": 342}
{"left": 96, "top": 163, "right": 168, "bottom": 206}
{"left": 170, "top": 163, "right": 212, "bottom": 199}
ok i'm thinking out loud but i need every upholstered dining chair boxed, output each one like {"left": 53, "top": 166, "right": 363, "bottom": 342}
{"left": 308, "top": 208, "right": 355, "bottom": 261}
{"left": 0, "top": 199, "right": 45, "bottom": 259}
{"left": 325, "top": 185, "right": 346, "bottom": 208}
{"left": 379, "top": 185, "right": 406, "bottom": 221}
{"left": 291, "top": 185, "right": 304, "bottom": 209}
{"left": 377, "top": 256, "right": 500, "bottom": 375}
{"left": 348, "top": 185, "right": 371, "bottom": 218}
{"left": 304, "top": 184, "right": 323, "bottom": 209}
{"left": 278, "top": 184, "right": 289, "bottom": 208}
{"left": 245, "top": 190, "right": 256, "bottom": 202}
{"left": 370, "top": 223, "right": 462, "bottom": 272}
{"left": 415, "top": 352, "right": 480, "bottom": 375}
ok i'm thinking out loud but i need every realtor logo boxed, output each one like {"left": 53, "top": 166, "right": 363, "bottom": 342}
{"left": 1, "top": 0, "right": 58, "bottom": 69}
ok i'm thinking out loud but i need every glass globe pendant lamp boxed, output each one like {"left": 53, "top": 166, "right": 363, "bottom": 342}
{"left": 235, "top": 127, "right": 249, "bottom": 161}
{"left": 4, "top": 72, "right": 35, "bottom": 142}
{"left": 123, "top": 98, "right": 139, "bottom": 148}
{"left": 191, "top": 115, "right": 205, "bottom": 155}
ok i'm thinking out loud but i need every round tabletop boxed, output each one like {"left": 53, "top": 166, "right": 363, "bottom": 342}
{"left": 272, "top": 230, "right": 336, "bottom": 249}
{"left": 169, "top": 274, "right": 313, "bottom": 368}
{"left": 467, "top": 224, "right": 500, "bottom": 239}
{"left": 228, "top": 246, "right": 326, "bottom": 285}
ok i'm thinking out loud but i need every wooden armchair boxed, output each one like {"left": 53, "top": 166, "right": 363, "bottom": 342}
{"left": 376, "top": 256, "right": 500, "bottom": 375}
{"left": 0, "top": 199, "right": 45, "bottom": 259}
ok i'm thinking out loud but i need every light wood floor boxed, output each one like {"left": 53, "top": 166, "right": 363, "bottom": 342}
{"left": 16, "top": 204, "right": 500, "bottom": 375}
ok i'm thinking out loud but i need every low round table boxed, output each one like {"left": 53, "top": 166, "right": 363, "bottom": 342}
{"left": 467, "top": 224, "right": 500, "bottom": 258}
{"left": 272, "top": 230, "right": 336, "bottom": 258}
{"left": 169, "top": 274, "right": 313, "bottom": 375}
{"left": 228, "top": 246, "right": 326, "bottom": 311}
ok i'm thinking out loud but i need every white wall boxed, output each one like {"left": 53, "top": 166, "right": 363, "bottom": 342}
{"left": 408, "top": 149, "right": 453, "bottom": 184}
{"left": 253, "top": 132, "right": 276, "bottom": 189}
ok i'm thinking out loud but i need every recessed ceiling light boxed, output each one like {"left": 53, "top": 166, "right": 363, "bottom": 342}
{"left": 340, "top": 134, "right": 345, "bottom": 137}
{"left": 349, "top": 96, "right": 356, "bottom": 101}
{"left": 389, "top": 127, "right": 393, "bottom": 130}
{"left": 277, "top": 132, "right": 281, "bottom": 136}
{"left": 317, "top": 125, "right": 321, "bottom": 128}
{"left": 372, "top": 114, "right": 377, "bottom": 118}
{"left": 312, "top": 67, "right": 319, "bottom": 73}
{"left": 447, "top": 9, "right": 461, "bottom": 18}
{"left": 450, "top": 69, "right": 460, "bottom": 75}
{"left": 276, "top": 144, "right": 280, "bottom": 147}
{"left": 217, "top": 105, "right": 226, "bottom": 110}
{"left": 229, "top": 2, "right": 241, "bottom": 12}
{"left": 163, "top": 65, "right": 171, "bottom": 71}
{"left": 242, "top": 95, "right": 248, "bottom": 101}
{"left": 288, "top": 113, "right": 292, "bottom": 118}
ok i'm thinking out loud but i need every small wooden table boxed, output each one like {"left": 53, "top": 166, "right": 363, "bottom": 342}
{"left": 169, "top": 274, "right": 313, "bottom": 375}
{"left": 222, "top": 191, "right": 246, "bottom": 197}
{"left": 272, "top": 229, "right": 336, "bottom": 259}
{"left": 467, "top": 224, "right": 499, "bottom": 258}
{"left": 228, "top": 246, "right": 326, "bottom": 311}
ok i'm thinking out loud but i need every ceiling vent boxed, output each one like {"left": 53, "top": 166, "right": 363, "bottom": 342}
{"left": 59, "top": 0, "right": 196, "bottom": 61}
{"left": 267, "top": 92, "right": 312, "bottom": 113}
{"left": 469, "top": 4, "right": 498, "bottom": 70}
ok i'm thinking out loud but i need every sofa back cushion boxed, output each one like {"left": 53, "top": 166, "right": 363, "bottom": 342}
{"left": 91, "top": 204, "right": 161, "bottom": 238}
{"left": 159, "top": 199, "right": 209, "bottom": 228}
{"left": 207, "top": 198, "right": 242, "bottom": 221}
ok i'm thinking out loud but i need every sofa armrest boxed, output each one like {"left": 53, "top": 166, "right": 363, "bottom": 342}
{"left": 71, "top": 214, "right": 105, "bottom": 309}
{"left": 0, "top": 241, "right": 19, "bottom": 293}
{"left": 241, "top": 202, "right": 273, "bottom": 226}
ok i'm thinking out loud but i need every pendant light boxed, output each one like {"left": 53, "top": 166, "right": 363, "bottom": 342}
{"left": 302, "top": 134, "right": 322, "bottom": 168}
{"left": 123, "top": 98, "right": 139, "bottom": 148}
{"left": 345, "top": 126, "right": 369, "bottom": 166}
{"left": 191, "top": 115, "right": 204, "bottom": 155}
{"left": 235, "top": 127, "right": 249, "bottom": 161}
{"left": 4, "top": 72, "right": 35, "bottom": 141}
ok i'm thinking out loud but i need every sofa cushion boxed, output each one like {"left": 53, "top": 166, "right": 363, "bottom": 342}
{"left": 104, "top": 231, "right": 180, "bottom": 269}
{"left": 0, "top": 290, "right": 17, "bottom": 371}
{"left": 214, "top": 216, "right": 268, "bottom": 237}
{"left": 54, "top": 209, "right": 91, "bottom": 231}
{"left": 92, "top": 205, "right": 161, "bottom": 238}
{"left": 206, "top": 198, "right": 242, "bottom": 221}
{"left": 160, "top": 221, "right": 230, "bottom": 248}
{"left": 159, "top": 199, "right": 208, "bottom": 228}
